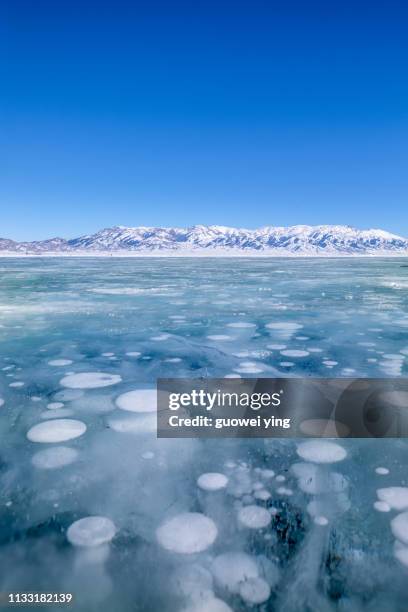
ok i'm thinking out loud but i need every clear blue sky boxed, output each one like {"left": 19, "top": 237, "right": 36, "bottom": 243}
{"left": 1, "top": 0, "right": 407, "bottom": 240}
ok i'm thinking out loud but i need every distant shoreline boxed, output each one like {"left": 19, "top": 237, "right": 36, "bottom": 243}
{"left": 1, "top": 251, "right": 408, "bottom": 259}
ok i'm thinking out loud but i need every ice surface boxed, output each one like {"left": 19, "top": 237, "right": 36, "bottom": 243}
{"left": 2, "top": 258, "right": 408, "bottom": 610}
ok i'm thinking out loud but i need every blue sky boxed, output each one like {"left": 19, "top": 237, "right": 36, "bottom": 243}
{"left": 1, "top": 0, "right": 408, "bottom": 240}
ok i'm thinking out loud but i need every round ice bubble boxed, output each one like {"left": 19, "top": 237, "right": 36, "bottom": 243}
{"left": 391, "top": 511, "right": 408, "bottom": 545}
{"left": 31, "top": 446, "right": 78, "bottom": 469}
{"left": 183, "top": 598, "right": 233, "bottom": 612}
{"left": 27, "top": 419, "right": 86, "bottom": 443}
{"left": 60, "top": 372, "right": 122, "bottom": 389}
{"left": 280, "top": 350, "right": 309, "bottom": 357}
{"left": 156, "top": 513, "right": 217, "bottom": 554}
{"left": 48, "top": 359, "right": 73, "bottom": 366}
{"left": 197, "top": 473, "right": 228, "bottom": 491}
{"left": 115, "top": 389, "right": 156, "bottom": 413}
{"left": 237, "top": 505, "right": 271, "bottom": 529}
{"left": 67, "top": 516, "right": 116, "bottom": 547}
{"left": 212, "top": 552, "right": 259, "bottom": 594}
{"left": 239, "top": 576, "right": 271, "bottom": 604}
{"left": 296, "top": 440, "right": 347, "bottom": 463}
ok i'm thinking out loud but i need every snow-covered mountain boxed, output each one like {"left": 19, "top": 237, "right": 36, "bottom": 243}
{"left": 1, "top": 225, "right": 408, "bottom": 256}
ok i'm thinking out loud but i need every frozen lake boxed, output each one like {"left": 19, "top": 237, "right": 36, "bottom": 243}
{"left": 1, "top": 257, "right": 408, "bottom": 611}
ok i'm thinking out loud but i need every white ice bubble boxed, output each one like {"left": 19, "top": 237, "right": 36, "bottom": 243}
{"left": 48, "top": 359, "right": 73, "bottom": 366}
{"left": 212, "top": 552, "right": 259, "bottom": 594}
{"left": 31, "top": 446, "right": 78, "bottom": 469}
{"left": 67, "top": 516, "right": 116, "bottom": 547}
{"left": 126, "top": 352, "right": 141, "bottom": 357}
{"left": 375, "top": 467, "right": 390, "bottom": 475}
{"left": 9, "top": 381, "right": 24, "bottom": 388}
{"left": 266, "top": 344, "right": 286, "bottom": 350}
{"left": 239, "top": 576, "right": 270, "bottom": 604}
{"left": 391, "top": 512, "right": 408, "bottom": 545}
{"left": 277, "top": 487, "right": 293, "bottom": 496}
{"left": 254, "top": 489, "right": 271, "bottom": 501}
{"left": 207, "top": 335, "right": 233, "bottom": 341}
{"left": 197, "top": 473, "right": 228, "bottom": 492}
{"left": 27, "top": 419, "right": 86, "bottom": 443}
{"left": 377, "top": 487, "right": 408, "bottom": 511}
{"left": 394, "top": 540, "right": 408, "bottom": 568}
{"left": 115, "top": 389, "right": 156, "bottom": 413}
{"left": 296, "top": 440, "right": 347, "bottom": 464}
{"left": 280, "top": 350, "right": 309, "bottom": 358}
{"left": 40, "top": 409, "right": 74, "bottom": 419}
{"left": 314, "top": 516, "right": 329, "bottom": 526}
{"left": 0, "top": 398, "right": 4, "bottom": 407}
{"left": 107, "top": 414, "right": 156, "bottom": 434}
{"left": 47, "top": 402, "right": 64, "bottom": 410}
{"left": 227, "top": 322, "right": 256, "bottom": 328}
{"left": 156, "top": 513, "right": 217, "bottom": 554}
{"left": 183, "top": 598, "right": 233, "bottom": 612}
{"left": 101, "top": 352, "right": 115, "bottom": 357}
{"left": 60, "top": 372, "right": 122, "bottom": 389}
{"left": 172, "top": 562, "right": 213, "bottom": 603}
{"left": 373, "top": 501, "right": 391, "bottom": 513}
{"left": 237, "top": 505, "right": 271, "bottom": 529}
{"left": 266, "top": 322, "right": 303, "bottom": 331}
{"left": 279, "top": 362, "right": 294, "bottom": 367}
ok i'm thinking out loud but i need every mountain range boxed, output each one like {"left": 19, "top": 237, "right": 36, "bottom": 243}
{"left": 1, "top": 225, "right": 408, "bottom": 256}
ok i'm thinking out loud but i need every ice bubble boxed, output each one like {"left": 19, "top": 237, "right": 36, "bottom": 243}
{"left": 40, "top": 409, "right": 74, "bottom": 419}
{"left": 183, "top": 598, "right": 233, "bottom": 612}
{"left": 296, "top": 440, "right": 347, "bottom": 463}
{"left": 54, "top": 389, "right": 84, "bottom": 401}
{"left": 275, "top": 475, "right": 286, "bottom": 482}
{"left": 239, "top": 576, "right": 270, "bottom": 604}
{"left": 115, "top": 389, "right": 156, "bottom": 413}
{"left": 164, "top": 357, "right": 182, "bottom": 363}
{"left": 197, "top": 473, "right": 228, "bottom": 491}
{"left": 60, "top": 372, "right": 122, "bottom": 389}
{"left": 254, "top": 490, "right": 271, "bottom": 501}
{"left": 323, "top": 360, "right": 338, "bottom": 366}
{"left": 31, "top": 446, "right": 78, "bottom": 469}
{"left": 277, "top": 487, "right": 293, "bottom": 496}
{"left": 377, "top": 487, "right": 408, "bottom": 511}
{"left": 266, "top": 322, "right": 303, "bottom": 332}
{"left": 156, "top": 513, "right": 217, "bottom": 554}
{"left": 373, "top": 501, "right": 391, "bottom": 513}
{"left": 375, "top": 467, "right": 390, "bottom": 475}
{"left": 212, "top": 552, "right": 259, "bottom": 594}
{"left": 227, "top": 322, "right": 256, "bottom": 328}
{"left": 67, "top": 516, "right": 116, "bottom": 547}
{"left": 141, "top": 451, "right": 154, "bottom": 459}
{"left": 101, "top": 352, "right": 115, "bottom": 357}
{"left": 261, "top": 469, "right": 275, "bottom": 479}
{"left": 107, "top": 414, "right": 156, "bottom": 434}
{"left": 391, "top": 512, "right": 408, "bottom": 545}
{"left": 126, "top": 351, "right": 141, "bottom": 357}
{"left": 267, "top": 344, "right": 286, "bottom": 350}
{"left": 308, "top": 347, "right": 323, "bottom": 353}
{"left": 279, "top": 362, "right": 294, "bottom": 367}
{"left": 393, "top": 540, "right": 408, "bottom": 567}
{"left": 9, "top": 381, "right": 24, "bottom": 388}
{"left": 207, "top": 335, "right": 233, "bottom": 341}
{"left": 280, "top": 350, "right": 309, "bottom": 358}
{"left": 314, "top": 516, "right": 329, "bottom": 526}
{"left": 151, "top": 334, "right": 171, "bottom": 341}
{"left": 0, "top": 398, "right": 4, "bottom": 407}
{"left": 237, "top": 505, "right": 271, "bottom": 529}
{"left": 48, "top": 359, "right": 73, "bottom": 366}
{"left": 172, "top": 563, "right": 213, "bottom": 602}
{"left": 27, "top": 419, "right": 86, "bottom": 443}
{"left": 47, "top": 402, "right": 64, "bottom": 410}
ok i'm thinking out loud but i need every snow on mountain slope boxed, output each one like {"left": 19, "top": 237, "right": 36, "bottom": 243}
{"left": 1, "top": 225, "right": 408, "bottom": 255}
